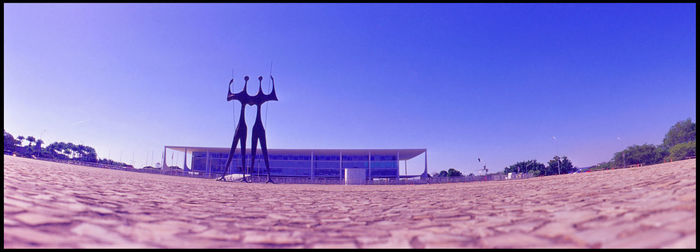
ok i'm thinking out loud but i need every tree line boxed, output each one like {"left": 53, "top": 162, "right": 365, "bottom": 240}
{"left": 431, "top": 118, "right": 695, "bottom": 178}
{"left": 503, "top": 155, "right": 576, "bottom": 177}
{"left": 432, "top": 154, "right": 575, "bottom": 178}
{"left": 4, "top": 129, "right": 131, "bottom": 167}
{"left": 592, "top": 118, "right": 695, "bottom": 170}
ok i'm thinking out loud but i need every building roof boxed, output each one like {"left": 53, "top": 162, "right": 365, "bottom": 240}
{"left": 164, "top": 146, "right": 426, "bottom": 160}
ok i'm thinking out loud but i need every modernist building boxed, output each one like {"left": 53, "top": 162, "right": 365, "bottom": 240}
{"left": 162, "top": 146, "right": 427, "bottom": 181}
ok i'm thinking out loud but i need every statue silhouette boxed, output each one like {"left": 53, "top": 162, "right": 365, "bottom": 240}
{"left": 249, "top": 75, "right": 278, "bottom": 183}
{"left": 219, "top": 76, "right": 252, "bottom": 182}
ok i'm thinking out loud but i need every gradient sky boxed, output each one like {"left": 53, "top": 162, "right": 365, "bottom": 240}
{"left": 4, "top": 3, "right": 696, "bottom": 175}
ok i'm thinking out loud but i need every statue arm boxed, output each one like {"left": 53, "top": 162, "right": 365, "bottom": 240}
{"left": 265, "top": 75, "right": 278, "bottom": 101}
{"left": 227, "top": 79, "right": 234, "bottom": 101}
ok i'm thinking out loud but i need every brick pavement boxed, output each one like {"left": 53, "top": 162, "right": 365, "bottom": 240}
{"left": 3, "top": 155, "right": 696, "bottom": 248}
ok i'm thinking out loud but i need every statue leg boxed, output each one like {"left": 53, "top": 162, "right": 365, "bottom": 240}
{"left": 259, "top": 130, "right": 273, "bottom": 184}
{"left": 250, "top": 131, "right": 259, "bottom": 183}
{"left": 221, "top": 125, "right": 243, "bottom": 181}
{"left": 240, "top": 125, "right": 249, "bottom": 183}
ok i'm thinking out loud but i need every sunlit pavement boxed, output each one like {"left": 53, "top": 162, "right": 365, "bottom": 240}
{"left": 3, "top": 155, "right": 696, "bottom": 248}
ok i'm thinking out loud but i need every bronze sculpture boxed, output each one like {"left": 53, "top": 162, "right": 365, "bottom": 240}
{"left": 248, "top": 75, "right": 278, "bottom": 183}
{"left": 220, "top": 76, "right": 252, "bottom": 182}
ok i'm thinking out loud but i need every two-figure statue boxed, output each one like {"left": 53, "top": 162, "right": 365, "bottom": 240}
{"left": 219, "top": 75, "right": 278, "bottom": 183}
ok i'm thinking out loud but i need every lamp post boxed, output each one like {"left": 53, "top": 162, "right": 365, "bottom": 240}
{"left": 478, "top": 157, "right": 487, "bottom": 181}
{"left": 553, "top": 136, "right": 560, "bottom": 175}
{"left": 617, "top": 137, "right": 625, "bottom": 168}
{"left": 558, "top": 157, "right": 561, "bottom": 175}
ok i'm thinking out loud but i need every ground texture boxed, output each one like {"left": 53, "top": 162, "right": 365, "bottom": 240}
{"left": 3, "top": 155, "right": 696, "bottom": 248}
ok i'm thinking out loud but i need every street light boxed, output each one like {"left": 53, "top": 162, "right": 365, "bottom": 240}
{"left": 617, "top": 137, "right": 625, "bottom": 168}
{"left": 558, "top": 157, "right": 561, "bottom": 175}
{"left": 553, "top": 136, "right": 560, "bottom": 175}
{"left": 478, "top": 157, "right": 487, "bottom": 181}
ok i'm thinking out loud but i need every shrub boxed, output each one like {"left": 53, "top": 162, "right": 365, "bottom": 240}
{"left": 669, "top": 141, "right": 696, "bottom": 160}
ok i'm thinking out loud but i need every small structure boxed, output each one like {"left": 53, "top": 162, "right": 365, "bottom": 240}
{"left": 345, "top": 168, "right": 366, "bottom": 185}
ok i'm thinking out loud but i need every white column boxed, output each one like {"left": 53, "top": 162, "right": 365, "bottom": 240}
{"left": 184, "top": 148, "right": 188, "bottom": 174}
{"left": 425, "top": 149, "right": 428, "bottom": 174}
{"left": 311, "top": 151, "right": 314, "bottom": 181}
{"left": 368, "top": 151, "right": 372, "bottom": 182}
{"left": 205, "top": 149, "right": 210, "bottom": 177}
{"left": 162, "top": 147, "right": 167, "bottom": 174}
{"left": 421, "top": 149, "right": 429, "bottom": 179}
{"left": 396, "top": 151, "right": 400, "bottom": 181}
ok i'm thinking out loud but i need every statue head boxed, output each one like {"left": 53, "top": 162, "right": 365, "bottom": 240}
{"left": 258, "top": 76, "right": 263, "bottom": 82}
{"left": 244, "top": 76, "right": 250, "bottom": 81}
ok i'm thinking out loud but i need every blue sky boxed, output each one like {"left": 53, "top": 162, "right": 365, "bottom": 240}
{"left": 4, "top": 3, "right": 696, "bottom": 175}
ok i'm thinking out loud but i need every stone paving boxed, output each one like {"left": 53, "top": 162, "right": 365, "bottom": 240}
{"left": 3, "top": 155, "right": 696, "bottom": 248}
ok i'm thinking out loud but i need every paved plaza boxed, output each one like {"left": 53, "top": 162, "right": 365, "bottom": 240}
{"left": 3, "top": 155, "right": 696, "bottom": 248}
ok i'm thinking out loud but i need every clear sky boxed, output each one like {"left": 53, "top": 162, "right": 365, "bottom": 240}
{"left": 4, "top": 3, "right": 696, "bottom": 175}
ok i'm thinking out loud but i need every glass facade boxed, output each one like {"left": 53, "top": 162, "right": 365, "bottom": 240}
{"left": 191, "top": 151, "right": 399, "bottom": 179}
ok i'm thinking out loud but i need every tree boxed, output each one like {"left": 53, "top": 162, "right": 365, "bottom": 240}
{"left": 82, "top": 145, "right": 98, "bottom": 162}
{"left": 505, "top": 160, "right": 545, "bottom": 176}
{"left": 35, "top": 139, "right": 44, "bottom": 151}
{"left": 655, "top": 144, "right": 670, "bottom": 161}
{"left": 433, "top": 169, "right": 465, "bottom": 177}
{"left": 17, "top": 136, "right": 24, "bottom": 146}
{"left": 669, "top": 141, "right": 696, "bottom": 160}
{"left": 4, "top": 130, "right": 18, "bottom": 153}
{"left": 547, "top": 156, "right": 575, "bottom": 174}
{"left": 77, "top": 144, "right": 87, "bottom": 160}
{"left": 58, "top": 142, "right": 68, "bottom": 158}
{"left": 26, "top": 136, "right": 36, "bottom": 148}
{"left": 613, "top": 144, "right": 663, "bottom": 167}
{"left": 66, "top": 142, "right": 77, "bottom": 159}
{"left": 663, "top": 118, "right": 696, "bottom": 148}
{"left": 47, "top": 142, "right": 69, "bottom": 159}
{"left": 447, "top": 168, "right": 464, "bottom": 177}
{"left": 34, "top": 139, "right": 45, "bottom": 157}
{"left": 594, "top": 161, "right": 612, "bottom": 171}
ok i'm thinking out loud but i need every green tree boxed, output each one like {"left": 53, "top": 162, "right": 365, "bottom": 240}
{"left": 4, "top": 130, "right": 19, "bottom": 153}
{"left": 77, "top": 144, "right": 87, "bottom": 160}
{"left": 66, "top": 142, "right": 77, "bottom": 159}
{"left": 655, "top": 144, "right": 670, "bottom": 162}
{"left": 669, "top": 141, "right": 696, "bottom": 160}
{"left": 82, "top": 145, "right": 98, "bottom": 162}
{"left": 34, "top": 139, "right": 45, "bottom": 157}
{"left": 505, "top": 160, "right": 545, "bottom": 176}
{"left": 613, "top": 144, "right": 663, "bottom": 167}
{"left": 58, "top": 142, "right": 69, "bottom": 158}
{"left": 35, "top": 139, "right": 44, "bottom": 151}
{"left": 23, "top": 136, "right": 37, "bottom": 156}
{"left": 663, "top": 118, "right": 696, "bottom": 148}
{"left": 547, "top": 156, "right": 575, "bottom": 174}
{"left": 17, "top": 136, "right": 24, "bottom": 146}
{"left": 447, "top": 168, "right": 464, "bottom": 177}
{"left": 47, "top": 142, "right": 69, "bottom": 159}
{"left": 26, "top": 136, "right": 36, "bottom": 148}
{"left": 594, "top": 161, "right": 612, "bottom": 171}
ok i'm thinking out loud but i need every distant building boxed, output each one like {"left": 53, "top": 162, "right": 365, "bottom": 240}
{"left": 162, "top": 146, "right": 427, "bottom": 181}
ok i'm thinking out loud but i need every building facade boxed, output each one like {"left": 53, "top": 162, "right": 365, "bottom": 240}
{"left": 162, "top": 146, "right": 427, "bottom": 181}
